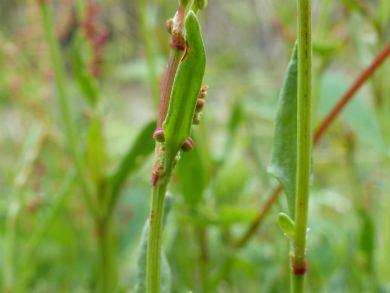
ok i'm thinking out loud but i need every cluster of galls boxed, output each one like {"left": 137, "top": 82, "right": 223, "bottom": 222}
{"left": 153, "top": 85, "right": 209, "bottom": 152}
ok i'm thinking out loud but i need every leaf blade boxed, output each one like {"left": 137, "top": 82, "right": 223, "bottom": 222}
{"left": 163, "top": 11, "right": 206, "bottom": 172}
{"left": 267, "top": 43, "right": 298, "bottom": 218}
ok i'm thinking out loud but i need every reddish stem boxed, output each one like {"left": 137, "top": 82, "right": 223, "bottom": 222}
{"left": 235, "top": 41, "right": 390, "bottom": 248}
{"left": 314, "top": 41, "right": 390, "bottom": 144}
{"left": 156, "top": 5, "right": 187, "bottom": 128}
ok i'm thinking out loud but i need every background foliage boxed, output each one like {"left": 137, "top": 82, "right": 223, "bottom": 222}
{"left": 0, "top": 0, "right": 390, "bottom": 292}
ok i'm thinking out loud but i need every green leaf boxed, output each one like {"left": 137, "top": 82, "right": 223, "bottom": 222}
{"left": 86, "top": 116, "right": 106, "bottom": 185}
{"left": 163, "top": 11, "right": 206, "bottom": 172}
{"left": 110, "top": 120, "right": 156, "bottom": 197}
{"left": 135, "top": 194, "right": 172, "bottom": 293}
{"left": 267, "top": 42, "right": 298, "bottom": 218}
{"left": 71, "top": 32, "right": 99, "bottom": 106}
{"left": 277, "top": 213, "right": 295, "bottom": 243}
{"left": 177, "top": 130, "right": 206, "bottom": 205}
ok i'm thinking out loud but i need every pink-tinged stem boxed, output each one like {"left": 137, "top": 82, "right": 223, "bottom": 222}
{"left": 157, "top": 50, "right": 184, "bottom": 128}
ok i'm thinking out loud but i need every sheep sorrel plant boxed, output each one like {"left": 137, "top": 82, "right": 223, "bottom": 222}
{"left": 135, "top": 1, "right": 208, "bottom": 292}
{"left": 268, "top": 0, "right": 312, "bottom": 292}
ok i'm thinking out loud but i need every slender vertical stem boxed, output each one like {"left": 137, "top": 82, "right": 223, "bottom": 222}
{"left": 146, "top": 2, "right": 188, "bottom": 291}
{"left": 147, "top": 182, "right": 168, "bottom": 293}
{"left": 292, "top": 0, "right": 312, "bottom": 291}
{"left": 39, "top": 0, "right": 98, "bottom": 220}
{"left": 97, "top": 219, "right": 115, "bottom": 293}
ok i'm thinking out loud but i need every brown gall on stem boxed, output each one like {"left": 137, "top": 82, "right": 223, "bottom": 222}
{"left": 151, "top": 167, "right": 163, "bottom": 186}
{"left": 181, "top": 138, "right": 194, "bottom": 152}
{"left": 195, "top": 98, "right": 206, "bottom": 112}
{"left": 291, "top": 257, "right": 307, "bottom": 275}
{"left": 192, "top": 113, "right": 201, "bottom": 125}
{"left": 165, "top": 19, "right": 173, "bottom": 34}
{"left": 153, "top": 128, "right": 165, "bottom": 142}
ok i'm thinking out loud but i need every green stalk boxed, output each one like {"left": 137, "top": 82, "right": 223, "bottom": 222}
{"left": 97, "top": 218, "right": 116, "bottom": 293}
{"left": 292, "top": 0, "right": 312, "bottom": 291}
{"left": 39, "top": 0, "right": 98, "bottom": 220}
{"left": 147, "top": 181, "right": 168, "bottom": 293}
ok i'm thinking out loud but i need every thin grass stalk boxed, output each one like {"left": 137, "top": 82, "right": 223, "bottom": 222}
{"left": 38, "top": 0, "right": 98, "bottom": 220}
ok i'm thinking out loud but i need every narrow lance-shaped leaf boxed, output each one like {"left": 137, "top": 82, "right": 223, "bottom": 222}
{"left": 135, "top": 193, "right": 173, "bottom": 293}
{"left": 267, "top": 42, "right": 298, "bottom": 218}
{"left": 162, "top": 11, "right": 206, "bottom": 172}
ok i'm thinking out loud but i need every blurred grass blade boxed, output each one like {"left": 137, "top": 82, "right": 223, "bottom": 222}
{"left": 267, "top": 42, "right": 298, "bottom": 218}
{"left": 71, "top": 32, "right": 99, "bottom": 106}
{"left": 86, "top": 116, "right": 107, "bottom": 187}
{"left": 135, "top": 194, "right": 172, "bottom": 293}
{"left": 245, "top": 116, "right": 270, "bottom": 191}
{"left": 4, "top": 125, "right": 44, "bottom": 291}
{"left": 16, "top": 170, "right": 78, "bottom": 292}
{"left": 108, "top": 121, "right": 156, "bottom": 212}
{"left": 163, "top": 11, "right": 206, "bottom": 171}
{"left": 219, "top": 100, "right": 243, "bottom": 166}
{"left": 178, "top": 130, "right": 206, "bottom": 205}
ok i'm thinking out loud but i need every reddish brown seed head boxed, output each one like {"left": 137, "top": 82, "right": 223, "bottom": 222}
{"left": 181, "top": 138, "right": 194, "bottom": 152}
{"left": 153, "top": 128, "right": 165, "bottom": 142}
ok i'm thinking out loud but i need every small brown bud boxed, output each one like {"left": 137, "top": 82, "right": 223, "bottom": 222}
{"left": 153, "top": 128, "right": 165, "bottom": 142}
{"left": 199, "top": 85, "right": 208, "bottom": 99}
{"left": 181, "top": 138, "right": 194, "bottom": 152}
{"left": 196, "top": 98, "right": 206, "bottom": 112}
{"left": 193, "top": 113, "right": 201, "bottom": 125}
{"left": 165, "top": 19, "right": 173, "bottom": 34}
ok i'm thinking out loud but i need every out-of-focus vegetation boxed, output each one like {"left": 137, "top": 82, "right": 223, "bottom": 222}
{"left": 1, "top": 0, "right": 390, "bottom": 292}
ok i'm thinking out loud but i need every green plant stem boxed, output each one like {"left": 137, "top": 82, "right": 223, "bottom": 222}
{"left": 291, "top": 274, "right": 305, "bottom": 293}
{"left": 147, "top": 182, "right": 168, "bottom": 293}
{"left": 39, "top": 1, "right": 98, "bottom": 220}
{"left": 292, "top": 0, "right": 312, "bottom": 290}
{"left": 97, "top": 218, "right": 116, "bottom": 293}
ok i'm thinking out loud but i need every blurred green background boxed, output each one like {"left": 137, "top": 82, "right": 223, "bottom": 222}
{"left": 1, "top": 0, "right": 390, "bottom": 292}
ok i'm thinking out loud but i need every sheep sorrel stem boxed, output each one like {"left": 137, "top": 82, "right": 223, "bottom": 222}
{"left": 292, "top": 0, "right": 312, "bottom": 291}
{"left": 146, "top": 1, "right": 189, "bottom": 292}
{"left": 147, "top": 182, "right": 168, "bottom": 293}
